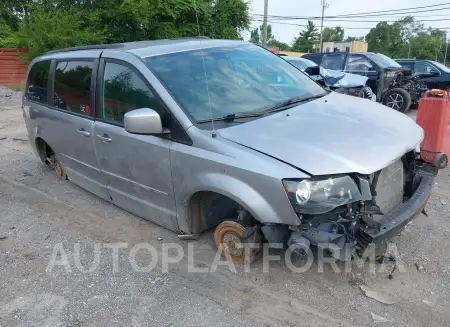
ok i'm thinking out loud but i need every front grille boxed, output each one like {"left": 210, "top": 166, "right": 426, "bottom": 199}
{"left": 373, "top": 159, "right": 404, "bottom": 216}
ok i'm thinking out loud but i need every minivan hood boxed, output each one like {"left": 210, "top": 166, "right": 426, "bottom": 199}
{"left": 218, "top": 92, "right": 423, "bottom": 176}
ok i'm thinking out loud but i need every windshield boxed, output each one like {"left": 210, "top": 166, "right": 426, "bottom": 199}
{"left": 430, "top": 60, "right": 450, "bottom": 73}
{"left": 147, "top": 44, "right": 325, "bottom": 122}
{"left": 366, "top": 53, "right": 401, "bottom": 68}
{"left": 285, "top": 57, "right": 317, "bottom": 71}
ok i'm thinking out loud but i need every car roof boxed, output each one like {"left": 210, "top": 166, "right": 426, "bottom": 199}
{"left": 395, "top": 58, "right": 430, "bottom": 61}
{"left": 39, "top": 37, "right": 247, "bottom": 60}
{"left": 304, "top": 52, "right": 376, "bottom": 56}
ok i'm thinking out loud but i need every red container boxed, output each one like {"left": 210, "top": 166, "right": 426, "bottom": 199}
{"left": 416, "top": 89, "right": 450, "bottom": 168}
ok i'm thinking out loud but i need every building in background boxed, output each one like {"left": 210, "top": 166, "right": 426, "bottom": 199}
{"left": 321, "top": 41, "right": 368, "bottom": 53}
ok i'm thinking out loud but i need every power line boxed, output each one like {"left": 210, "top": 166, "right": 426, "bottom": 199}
{"left": 252, "top": 16, "right": 450, "bottom": 23}
{"left": 318, "top": 2, "right": 450, "bottom": 18}
{"left": 251, "top": 18, "right": 450, "bottom": 30}
{"left": 250, "top": 4, "right": 450, "bottom": 20}
{"left": 319, "top": 0, "right": 329, "bottom": 52}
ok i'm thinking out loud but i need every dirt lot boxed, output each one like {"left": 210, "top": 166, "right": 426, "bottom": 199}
{"left": 1, "top": 86, "right": 450, "bottom": 327}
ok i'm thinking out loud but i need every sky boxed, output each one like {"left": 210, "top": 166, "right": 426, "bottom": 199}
{"left": 245, "top": 0, "right": 450, "bottom": 44}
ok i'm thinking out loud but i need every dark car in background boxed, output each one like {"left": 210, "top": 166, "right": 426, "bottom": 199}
{"left": 395, "top": 59, "right": 450, "bottom": 90}
{"left": 303, "top": 52, "right": 428, "bottom": 112}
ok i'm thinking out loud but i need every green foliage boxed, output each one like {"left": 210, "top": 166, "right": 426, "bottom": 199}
{"left": 365, "top": 22, "right": 405, "bottom": 58}
{"left": 249, "top": 28, "right": 260, "bottom": 44}
{"left": 345, "top": 36, "right": 364, "bottom": 42}
{"left": 292, "top": 21, "right": 318, "bottom": 52}
{"left": 1, "top": 0, "right": 250, "bottom": 59}
{"left": 267, "top": 39, "right": 291, "bottom": 51}
{"left": 249, "top": 24, "right": 273, "bottom": 45}
{"left": 14, "top": 9, "right": 105, "bottom": 60}
{"left": 322, "top": 27, "right": 344, "bottom": 42}
{"left": 365, "top": 17, "right": 449, "bottom": 61}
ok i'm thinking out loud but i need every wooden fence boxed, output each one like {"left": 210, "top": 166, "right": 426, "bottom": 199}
{"left": 0, "top": 48, "right": 29, "bottom": 86}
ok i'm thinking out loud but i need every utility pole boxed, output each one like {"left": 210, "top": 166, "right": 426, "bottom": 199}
{"left": 262, "top": 0, "right": 268, "bottom": 47}
{"left": 407, "top": 40, "right": 411, "bottom": 59}
{"left": 319, "top": 0, "right": 329, "bottom": 53}
{"left": 445, "top": 32, "right": 449, "bottom": 65}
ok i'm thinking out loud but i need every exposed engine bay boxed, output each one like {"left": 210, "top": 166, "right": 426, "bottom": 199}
{"left": 260, "top": 151, "right": 437, "bottom": 261}
{"left": 377, "top": 68, "right": 428, "bottom": 103}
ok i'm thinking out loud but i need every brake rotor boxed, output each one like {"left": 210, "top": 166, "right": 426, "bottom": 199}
{"left": 214, "top": 220, "right": 262, "bottom": 265}
{"left": 50, "top": 155, "right": 67, "bottom": 181}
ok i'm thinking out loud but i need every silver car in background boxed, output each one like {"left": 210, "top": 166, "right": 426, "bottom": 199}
{"left": 284, "top": 56, "right": 376, "bottom": 101}
{"left": 23, "top": 39, "right": 437, "bottom": 263}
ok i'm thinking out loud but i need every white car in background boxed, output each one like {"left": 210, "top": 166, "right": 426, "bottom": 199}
{"left": 283, "top": 56, "right": 376, "bottom": 101}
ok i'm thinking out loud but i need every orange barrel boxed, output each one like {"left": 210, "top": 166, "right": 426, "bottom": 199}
{"left": 416, "top": 89, "right": 450, "bottom": 168}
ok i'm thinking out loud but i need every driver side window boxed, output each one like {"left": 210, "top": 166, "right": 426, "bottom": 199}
{"left": 321, "top": 54, "right": 345, "bottom": 70}
{"left": 345, "top": 55, "right": 373, "bottom": 72}
{"left": 101, "top": 61, "right": 168, "bottom": 126}
{"left": 414, "top": 62, "right": 439, "bottom": 74}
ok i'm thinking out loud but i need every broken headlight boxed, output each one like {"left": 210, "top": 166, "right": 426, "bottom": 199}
{"left": 283, "top": 176, "right": 362, "bottom": 214}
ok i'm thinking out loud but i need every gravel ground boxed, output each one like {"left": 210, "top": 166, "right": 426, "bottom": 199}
{"left": 1, "top": 86, "right": 450, "bottom": 327}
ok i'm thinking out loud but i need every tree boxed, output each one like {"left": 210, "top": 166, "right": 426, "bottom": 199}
{"left": 2, "top": 0, "right": 251, "bottom": 59}
{"left": 322, "top": 27, "right": 344, "bottom": 42}
{"left": 292, "top": 21, "right": 319, "bottom": 52}
{"left": 14, "top": 9, "right": 105, "bottom": 60}
{"left": 365, "top": 21, "right": 405, "bottom": 57}
{"left": 398, "top": 16, "right": 424, "bottom": 40}
{"left": 267, "top": 39, "right": 290, "bottom": 51}
{"left": 344, "top": 36, "right": 364, "bottom": 42}
{"left": 249, "top": 24, "right": 273, "bottom": 45}
{"left": 365, "top": 17, "right": 448, "bottom": 60}
{"left": 259, "top": 24, "right": 274, "bottom": 43}
{"left": 249, "top": 28, "right": 260, "bottom": 44}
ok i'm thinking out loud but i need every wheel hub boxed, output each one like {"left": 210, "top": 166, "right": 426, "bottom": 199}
{"left": 214, "top": 220, "right": 263, "bottom": 264}
{"left": 386, "top": 93, "right": 404, "bottom": 110}
{"left": 222, "top": 231, "right": 244, "bottom": 257}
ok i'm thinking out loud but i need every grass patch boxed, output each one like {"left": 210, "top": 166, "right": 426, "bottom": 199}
{"left": 3, "top": 83, "right": 25, "bottom": 92}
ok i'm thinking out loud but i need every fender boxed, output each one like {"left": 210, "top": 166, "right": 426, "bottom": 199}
{"left": 175, "top": 171, "right": 300, "bottom": 234}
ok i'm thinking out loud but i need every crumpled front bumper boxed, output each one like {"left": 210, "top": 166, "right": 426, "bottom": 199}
{"left": 360, "top": 174, "right": 434, "bottom": 245}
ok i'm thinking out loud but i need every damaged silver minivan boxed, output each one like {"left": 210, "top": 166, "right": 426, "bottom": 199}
{"left": 23, "top": 38, "right": 438, "bottom": 263}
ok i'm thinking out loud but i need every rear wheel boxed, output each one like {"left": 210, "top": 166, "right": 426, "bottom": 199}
{"left": 382, "top": 88, "right": 412, "bottom": 113}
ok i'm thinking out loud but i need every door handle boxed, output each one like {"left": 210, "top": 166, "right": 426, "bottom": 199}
{"left": 77, "top": 128, "right": 91, "bottom": 137}
{"left": 96, "top": 134, "right": 112, "bottom": 143}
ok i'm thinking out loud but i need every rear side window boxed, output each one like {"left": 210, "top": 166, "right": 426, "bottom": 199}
{"left": 26, "top": 60, "right": 51, "bottom": 104}
{"left": 54, "top": 61, "right": 93, "bottom": 116}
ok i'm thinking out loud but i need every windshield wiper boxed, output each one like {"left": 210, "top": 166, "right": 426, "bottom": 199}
{"left": 196, "top": 112, "right": 264, "bottom": 124}
{"left": 261, "top": 94, "right": 325, "bottom": 114}
{"left": 196, "top": 94, "right": 325, "bottom": 124}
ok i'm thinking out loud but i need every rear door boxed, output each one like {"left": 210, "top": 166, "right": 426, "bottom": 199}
{"left": 344, "top": 54, "right": 379, "bottom": 92}
{"left": 29, "top": 56, "right": 109, "bottom": 200}
{"left": 93, "top": 53, "right": 178, "bottom": 231}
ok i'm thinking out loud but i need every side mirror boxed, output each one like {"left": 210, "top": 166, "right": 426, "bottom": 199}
{"left": 305, "top": 65, "right": 320, "bottom": 76}
{"left": 124, "top": 108, "right": 168, "bottom": 135}
{"left": 430, "top": 70, "right": 440, "bottom": 77}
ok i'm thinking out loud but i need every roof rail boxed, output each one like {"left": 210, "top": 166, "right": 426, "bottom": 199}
{"left": 176, "top": 36, "right": 210, "bottom": 39}
{"left": 45, "top": 43, "right": 125, "bottom": 55}
{"left": 44, "top": 37, "right": 211, "bottom": 55}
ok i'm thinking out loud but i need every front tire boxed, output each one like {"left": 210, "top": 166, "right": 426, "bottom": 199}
{"left": 382, "top": 88, "right": 412, "bottom": 113}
